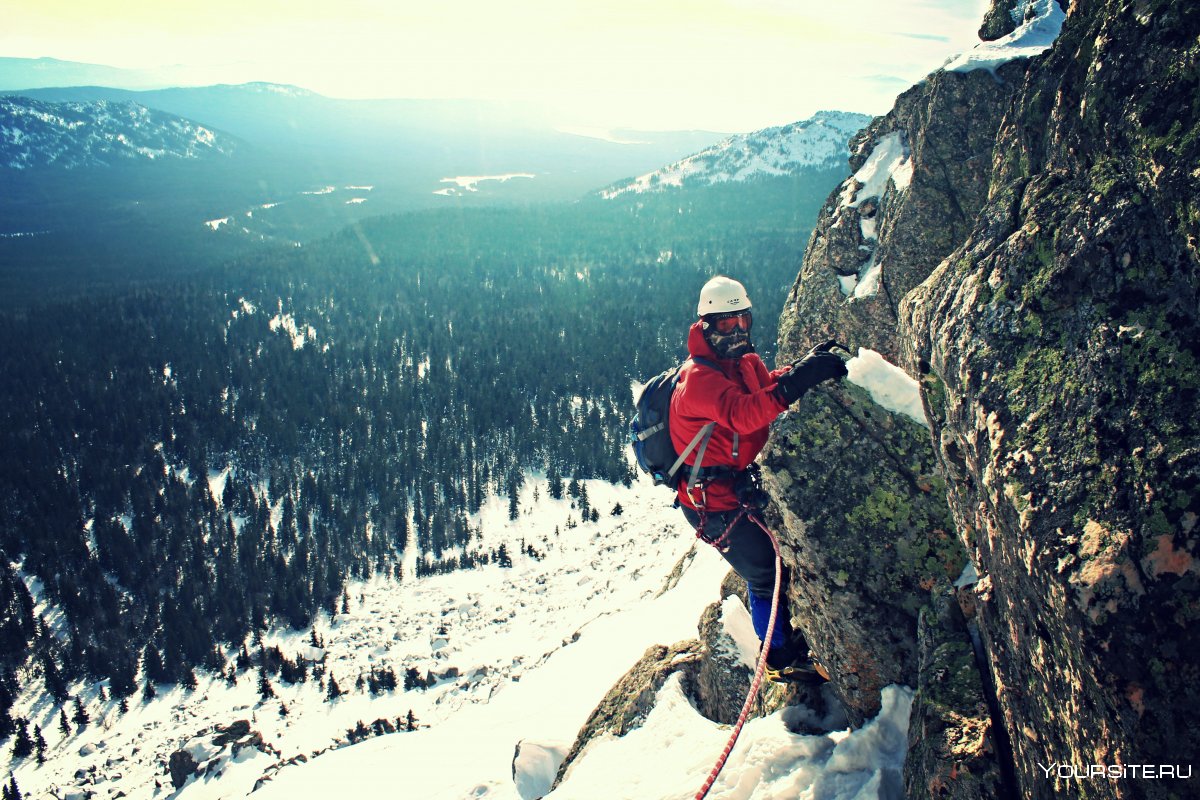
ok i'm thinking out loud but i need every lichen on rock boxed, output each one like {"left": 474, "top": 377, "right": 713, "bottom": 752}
{"left": 899, "top": 0, "right": 1200, "bottom": 795}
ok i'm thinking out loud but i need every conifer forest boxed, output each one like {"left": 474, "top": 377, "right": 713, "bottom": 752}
{"left": 0, "top": 176, "right": 837, "bottom": 723}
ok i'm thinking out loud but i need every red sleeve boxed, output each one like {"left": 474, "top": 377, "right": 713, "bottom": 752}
{"left": 755, "top": 353, "right": 791, "bottom": 386}
{"left": 676, "top": 363, "right": 786, "bottom": 435}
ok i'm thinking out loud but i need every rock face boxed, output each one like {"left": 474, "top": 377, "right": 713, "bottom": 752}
{"left": 552, "top": 640, "right": 703, "bottom": 789}
{"left": 904, "top": 587, "right": 1008, "bottom": 799}
{"left": 978, "top": 0, "right": 1022, "bottom": 40}
{"left": 781, "top": 62, "right": 1026, "bottom": 361}
{"left": 763, "top": 52, "right": 1024, "bottom": 739}
{"left": 761, "top": 55, "right": 1037, "bottom": 741}
{"left": 757, "top": 0, "right": 1198, "bottom": 797}
{"left": 760, "top": 380, "right": 963, "bottom": 725}
{"left": 900, "top": 0, "right": 1200, "bottom": 797}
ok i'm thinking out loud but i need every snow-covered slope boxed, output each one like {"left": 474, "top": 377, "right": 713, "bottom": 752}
{"left": 1, "top": 478, "right": 718, "bottom": 798}
{"left": 600, "top": 111, "right": 870, "bottom": 199}
{"left": 0, "top": 96, "right": 235, "bottom": 169}
{"left": 4, "top": 475, "right": 913, "bottom": 800}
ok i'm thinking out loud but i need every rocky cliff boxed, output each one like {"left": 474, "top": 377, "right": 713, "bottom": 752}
{"left": 900, "top": 0, "right": 1200, "bottom": 796}
{"left": 558, "top": 1, "right": 1196, "bottom": 797}
{"left": 764, "top": 55, "right": 1023, "bottom": 800}
{"left": 771, "top": 0, "right": 1198, "bottom": 798}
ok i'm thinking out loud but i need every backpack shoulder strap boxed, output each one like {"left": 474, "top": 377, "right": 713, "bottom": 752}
{"left": 665, "top": 356, "right": 722, "bottom": 487}
{"left": 666, "top": 422, "right": 715, "bottom": 486}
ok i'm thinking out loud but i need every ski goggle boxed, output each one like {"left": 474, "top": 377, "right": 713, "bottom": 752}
{"left": 705, "top": 310, "right": 753, "bottom": 334}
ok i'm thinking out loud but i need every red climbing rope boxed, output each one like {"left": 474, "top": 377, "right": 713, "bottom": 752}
{"left": 693, "top": 512, "right": 781, "bottom": 800}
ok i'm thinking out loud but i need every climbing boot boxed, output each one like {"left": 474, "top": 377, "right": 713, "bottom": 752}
{"left": 764, "top": 641, "right": 828, "bottom": 684}
{"left": 765, "top": 657, "right": 828, "bottom": 683}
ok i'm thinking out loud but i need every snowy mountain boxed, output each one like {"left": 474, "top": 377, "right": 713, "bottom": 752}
{"left": 0, "top": 96, "right": 236, "bottom": 169}
{"left": 600, "top": 111, "right": 870, "bottom": 199}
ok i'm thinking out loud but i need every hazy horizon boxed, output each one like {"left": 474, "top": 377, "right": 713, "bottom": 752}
{"left": 2, "top": 0, "right": 990, "bottom": 132}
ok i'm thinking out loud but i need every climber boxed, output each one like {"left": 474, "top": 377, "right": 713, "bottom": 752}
{"left": 672, "top": 275, "right": 846, "bottom": 682}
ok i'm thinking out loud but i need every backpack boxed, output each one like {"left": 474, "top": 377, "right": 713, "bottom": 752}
{"left": 629, "top": 357, "right": 720, "bottom": 489}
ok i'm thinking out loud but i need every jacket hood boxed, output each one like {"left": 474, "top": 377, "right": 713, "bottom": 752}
{"left": 687, "top": 321, "right": 719, "bottom": 361}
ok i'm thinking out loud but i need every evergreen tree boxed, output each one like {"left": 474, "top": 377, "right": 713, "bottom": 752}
{"left": 0, "top": 681, "right": 15, "bottom": 741}
{"left": 10, "top": 721, "right": 32, "bottom": 760}
{"left": 257, "top": 671, "right": 275, "bottom": 700}
{"left": 547, "top": 468, "right": 564, "bottom": 500}
{"left": 236, "top": 644, "right": 252, "bottom": 672}
{"left": 33, "top": 727, "right": 46, "bottom": 764}
{"left": 327, "top": 675, "right": 342, "bottom": 701}
{"left": 72, "top": 698, "right": 88, "bottom": 728}
{"left": 578, "top": 484, "right": 591, "bottom": 520}
{"left": 39, "top": 653, "right": 68, "bottom": 703}
{"left": 611, "top": 503, "right": 624, "bottom": 516}
{"left": 58, "top": 710, "right": 70, "bottom": 738}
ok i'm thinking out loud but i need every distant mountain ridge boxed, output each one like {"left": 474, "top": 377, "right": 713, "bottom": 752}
{"left": 600, "top": 110, "right": 871, "bottom": 198}
{"left": 0, "top": 56, "right": 203, "bottom": 93}
{"left": 0, "top": 96, "right": 236, "bottom": 169}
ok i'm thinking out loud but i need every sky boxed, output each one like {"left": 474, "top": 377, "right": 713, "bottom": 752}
{"left": 2, "top": 0, "right": 990, "bottom": 132}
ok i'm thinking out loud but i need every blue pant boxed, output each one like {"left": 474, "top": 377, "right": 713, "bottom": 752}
{"left": 682, "top": 506, "right": 792, "bottom": 648}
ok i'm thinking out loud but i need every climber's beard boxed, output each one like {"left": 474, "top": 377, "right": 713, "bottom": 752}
{"left": 707, "top": 330, "right": 754, "bottom": 360}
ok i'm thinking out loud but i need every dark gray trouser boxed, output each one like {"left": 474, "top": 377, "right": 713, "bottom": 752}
{"left": 681, "top": 505, "right": 793, "bottom": 626}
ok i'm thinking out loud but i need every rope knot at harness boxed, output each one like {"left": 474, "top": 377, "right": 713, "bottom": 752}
{"left": 693, "top": 507, "right": 746, "bottom": 553}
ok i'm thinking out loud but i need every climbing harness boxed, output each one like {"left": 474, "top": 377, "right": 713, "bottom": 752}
{"left": 692, "top": 511, "right": 782, "bottom": 800}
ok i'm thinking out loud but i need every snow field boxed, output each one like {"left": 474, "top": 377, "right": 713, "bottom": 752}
{"left": 8, "top": 472, "right": 919, "bottom": 800}
{"left": 252, "top": 479, "right": 732, "bottom": 800}
{"left": 550, "top": 677, "right": 912, "bottom": 800}
{"left": 4, "top": 477, "right": 726, "bottom": 800}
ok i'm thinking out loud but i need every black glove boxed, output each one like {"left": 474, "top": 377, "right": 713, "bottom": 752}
{"left": 774, "top": 349, "right": 848, "bottom": 405}
{"left": 790, "top": 339, "right": 847, "bottom": 367}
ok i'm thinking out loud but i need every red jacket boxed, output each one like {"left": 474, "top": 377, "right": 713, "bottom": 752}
{"left": 670, "top": 321, "right": 789, "bottom": 510}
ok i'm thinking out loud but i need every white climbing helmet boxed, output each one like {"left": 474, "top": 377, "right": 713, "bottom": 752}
{"left": 697, "top": 276, "right": 752, "bottom": 316}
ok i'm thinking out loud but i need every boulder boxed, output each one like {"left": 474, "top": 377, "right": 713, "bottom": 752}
{"left": 167, "top": 749, "right": 199, "bottom": 790}
{"left": 551, "top": 640, "right": 702, "bottom": 789}
{"left": 166, "top": 720, "right": 274, "bottom": 790}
